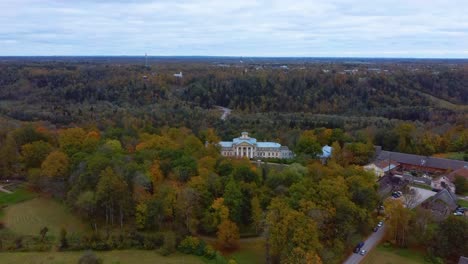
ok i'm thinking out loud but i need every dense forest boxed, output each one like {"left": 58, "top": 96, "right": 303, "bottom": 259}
{"left": 0, "top": 58, "right": 466, "bottom": 157}
{"left": 0, "top": 58, "right": 467, "bottom": 263}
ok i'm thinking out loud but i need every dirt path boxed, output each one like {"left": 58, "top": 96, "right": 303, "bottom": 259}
{"left": 0, "top": 184, "right": 13, "bottom": 194}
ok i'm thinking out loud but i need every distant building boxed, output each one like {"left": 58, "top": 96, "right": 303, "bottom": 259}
{"left": 374, "top": 150, "right": 468, "bottom": 174}
{"left": 422, "top": 188, "right": 458, "bottom": 221}
{"left": 219, "top": 132, "right": 293, "bottom": 159}
{"left": 174, "top": 72, "right": 183, "bottom": 78}
{"left": 318, "top": 145, "right": 333, "bottom": 159}
{"left": 432, "top": 176, "right": 456, "bottom": 193}
{"left": 364, "top": 160, "right": 400, "bottom": 177}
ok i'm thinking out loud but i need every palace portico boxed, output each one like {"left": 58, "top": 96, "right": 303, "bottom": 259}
{"left": 219, "top": 132, "right": 293, "bottom": 159}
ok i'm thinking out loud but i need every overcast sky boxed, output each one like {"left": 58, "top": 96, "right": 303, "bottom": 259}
{"left": 1, "top": 0, "right": 467, "bottom": 57}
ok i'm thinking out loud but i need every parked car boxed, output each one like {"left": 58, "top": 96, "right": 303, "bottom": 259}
{"left": 373, "top": 226, "right": 379, "bottom": 232}
{"left": 359, "top": 249, "right": 367, "bottom": 255}
{"left": 354, "top": 242, "right": 364, "bottom": 253}
{"left": 377, "top": 221, "right": 384, "bottom": 227}
{"left": 454, "top": 211, "right": 464, "bottom": 216}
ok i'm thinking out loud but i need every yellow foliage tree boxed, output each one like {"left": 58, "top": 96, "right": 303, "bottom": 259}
{"left": 149, "top": 160, "right": 164, "bottom": 192}
{"left": 58, "top": 127, "right": 86, "bottom": 155}
{"left": 216, "top": 219, "right": 240, "bottom": 249}
{"left": 41, "top": 151, "right": 69, "bottom": 179}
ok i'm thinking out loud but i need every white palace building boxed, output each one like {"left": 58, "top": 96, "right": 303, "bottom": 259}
{"left": 219, "top": 132, "right": 294, "bottom": 159}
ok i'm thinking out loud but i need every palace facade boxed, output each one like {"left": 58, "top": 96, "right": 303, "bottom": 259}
{"left": 219, "top": 132, "right": 294, "bottom": 159}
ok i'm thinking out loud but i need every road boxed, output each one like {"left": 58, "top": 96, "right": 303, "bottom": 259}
{"left": 343, "top": 186, "right": 432, "bottom": 264}
{"left": 215, "top": 106, "right": 231, "bottom": 120}
{"left": 342, "top": 225, "right": 386, "bottom": 264}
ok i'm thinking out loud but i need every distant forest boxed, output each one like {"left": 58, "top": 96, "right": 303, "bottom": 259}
{"left": 0, "top": 58, "right": 466, "bottom": 156}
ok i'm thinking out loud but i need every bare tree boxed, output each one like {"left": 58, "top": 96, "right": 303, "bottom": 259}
{"left": 403, "top": 188, "right": 422, "bottom": 209}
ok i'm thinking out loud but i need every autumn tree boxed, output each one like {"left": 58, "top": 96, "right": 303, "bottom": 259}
{"left": 384, "top": 198, "right": 413, "bottom": 247}
{"left": 251, "top": 196, "right": 263, "bottom": 234}
{"left": 266, "top": 198, "right": 322, "bottom": 264}
{"left": 41, "top": 151, "right": 69, "bottom": 179}
{"left": 176, "top": 187, "right": 201, "bottom": 234}
{"left": 58, "top": 127, "right": 87, "bottom": 156}
{"left": 216, "top": 219, "right": 240, "bottom": 250}
{"left": 296, "top": 130, "right": 321, "bottom": 157}
{"left": 96, "top": 167, "right": 131, "bottom": 228}
{"left": 149, "top": 160, "right": 164, "bottom": 193}
{"left": 21, "top": 140, "right": 52, "bottom": 168}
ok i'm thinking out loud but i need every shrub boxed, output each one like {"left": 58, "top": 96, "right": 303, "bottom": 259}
{"left": 178, "top": 236, "right": 201, "bottom": 254}
{"left": 204, "top": 244, "right": 216, "bottom": 259}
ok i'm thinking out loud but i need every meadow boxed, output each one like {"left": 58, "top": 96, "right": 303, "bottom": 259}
{"left": 362, "top": 245, "right": 428, "bottom": 264}
{"left": 3, "top": 197, "right": 89, "bottom": 237}
{"left": 0, "top": 250, "right": 205, "bottom": 264}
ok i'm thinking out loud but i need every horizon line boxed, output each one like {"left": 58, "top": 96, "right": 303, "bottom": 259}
{"left": 1, "top": 55, "right": 468, "bottom": 60}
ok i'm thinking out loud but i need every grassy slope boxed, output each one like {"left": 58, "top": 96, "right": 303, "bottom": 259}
{"left": 227, "top": 240, "right": 266, "bottom": 264}
{"left": 0, "top": 188, "right": 37, "bottom": 207}
{"left": 362, "top": 245, "right": 427, "bottom": 264}
{"left": 3, "top": 197, "right": 88, "bottom": 237}
{"left": 0, "top": 250, "right": 204, "bottom": 264}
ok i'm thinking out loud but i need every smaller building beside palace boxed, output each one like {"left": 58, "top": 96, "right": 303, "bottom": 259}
{"left": 219, "top": 132, "right": 294, "bottom": 159}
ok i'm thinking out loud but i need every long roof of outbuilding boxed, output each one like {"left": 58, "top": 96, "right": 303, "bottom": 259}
{"left": 376, "top": 150, "right": 468, "bottom": 171}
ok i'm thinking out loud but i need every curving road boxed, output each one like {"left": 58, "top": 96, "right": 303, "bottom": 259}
{"left": 215, "top": 106, "right": 231, "bottom": 120}
{"left": 342, "top": 225, "right": 386, "bottom": 264}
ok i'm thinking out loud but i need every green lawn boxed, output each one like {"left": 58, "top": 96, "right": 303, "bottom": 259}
{"left": 410, "top": 183, "right": 432, "bottom": 191}
{"left": 3, "top": 197, "right": 89, "bottom": 237}
{"left": 226, "top": 240, "right": 266, "bottom": 264}
{"left": 0, "top": 187, "right": 37, "bottom": 207}
{"left": 0, "top": 250, "right": 204, "bottom": 264}
{"left": 363, "top": 245, "right": 428, "bottom": 264}
{"left": 458, "top": 199, "right": 468, "bottom": 208}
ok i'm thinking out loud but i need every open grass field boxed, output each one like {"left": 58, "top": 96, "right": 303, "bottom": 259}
{"left": 226, "top": 239, "right": 266, "bottom": 264}
{"left": 0, "top": 250, "right": 205, "bottom": 264}
{"left": 0, "top": 187, "right": 37, "bottom": 207}
{"left": 458, "top": 199, "right": 468, "bottom": 207}
{"left": 3, "top": 197, "right": 89, "bottom": 237}
{"left": 362, "top": 245, "right": 428, "bottom": 264}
